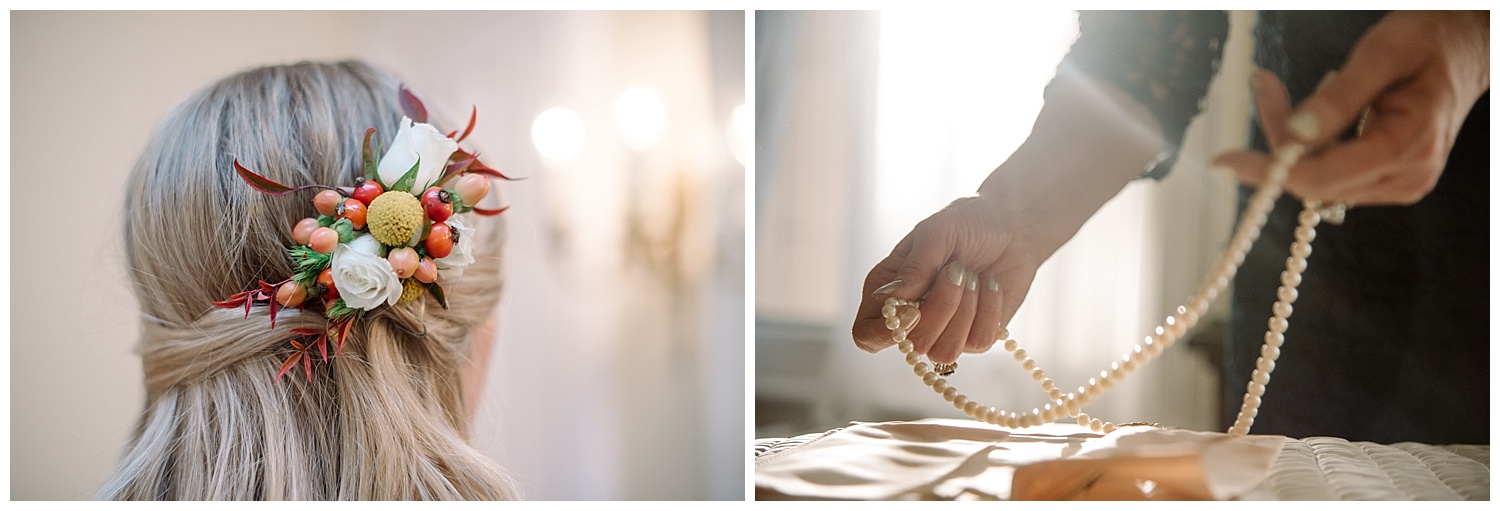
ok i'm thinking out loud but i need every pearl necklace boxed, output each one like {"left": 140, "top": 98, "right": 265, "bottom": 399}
{"left": 883, "top": 143, "right": 1339, "bottom": 436}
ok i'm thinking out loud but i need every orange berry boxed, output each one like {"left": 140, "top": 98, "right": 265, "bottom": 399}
{"left": 317, "top": 268, "right": 338, "bottom": 300}
{"left": 425, "top": 222, "right": 454, "bottom": 258}
{"left": 313, "top": 190, "right": 343, "bottom": 217}
{"left": 415, "top": 256, "right": 438, "bottom": 283}
{"left": 388, "top": 247, "right": 419, "bottom": 279}
{"left": 337, "top": 199, "right": 368, "bottom": 230}
{"left": 292, "top": 218, "right": 319, "bottom": 245}
{"left": 309, "top": 227, "right": 338, "bottom": 254}
{"left": 455, "top": 173, "right": 491, "bottom": 205}
{"left": 275, "top": 282, "right": 307, "bottom": 308}
{"left": 352, "top": 177, "right": 384, "bottom": 206}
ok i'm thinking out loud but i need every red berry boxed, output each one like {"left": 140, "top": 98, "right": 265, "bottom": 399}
{"left": 352, "top": 178, "right": 384, "bottom": 206}
{"left": 292, "top": 218, "right": 319, "bottom": 245}
{"left": 275, "top": 282, "right": 307, "bottom": 308}
{"left": 415, "top": 256, "right": 438, "bottom": 283}
{"left": 317, "top": 268, "right": 338, "bottom": 300}
{"left": 425, "top": 222, "right": 454, "bottom": 258}
{"left": 421, "top": 187, "right": 454, "bottom": 223}
{"left": 313, "top": 190, "right": 343, "bottom": 217}
{"left": 388, "top": 247, "right": 419, "bottom": 279}
{"left": 309, "top": 227, "right": 338, "bottom": 254}
{"left": 337, "top": 199, "right": 367, "bottom": 230}
{"left": 454, "top": 173, "right": 491, "bottom": 205}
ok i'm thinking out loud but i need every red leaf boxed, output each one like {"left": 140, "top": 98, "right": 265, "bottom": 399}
{"left": 290, "top": 328, "right": 321, "bottom": 336}
{"left": 362, "top": 128, "right": 379, "bottom": 183}
{"left": 276, "top": 351, "right": 302, "bottom": 382}
{"left": 399, "top": 86, "right": 428, "bottom": 124}
{"left": 465, "top": 161, "right": 520, "bottom": 181}
{"left": 317, "top": 333, "right": 328, "bottom": 362}
{"left": 335, "top": 319, "right": 355, "bottom": 356}
{"left": 437, "top": 153, "right": 477, "bottom": 186}
{"left": 456, "top": 106, "right": 477, "bottom": 143}
{"left": 213, "top": 294, "right": 250, "bottom": 309}
{"left": 472, "top": 205, "right": 510, "bottom": 216}
{"left": 268, "top": 293, "right": 280, "bottom": 329}
{"left": 303, "top": 350, "right": 314, "bottom": 382}
{"left": 232, "top": 159, "right": 344, "bottom": 197}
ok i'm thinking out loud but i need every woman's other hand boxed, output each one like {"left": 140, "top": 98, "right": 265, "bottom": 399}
{"left": 1217, "top": 11, "right": 1489, "bottom": 204}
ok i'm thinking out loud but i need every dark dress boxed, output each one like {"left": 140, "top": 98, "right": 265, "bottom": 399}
{"left": 1059, "top": 10, "right": 1489, "bottom": 444}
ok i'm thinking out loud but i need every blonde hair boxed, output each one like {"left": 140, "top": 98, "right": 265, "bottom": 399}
{"left": 99, "top": 61, "right": 515, "bottom": 500}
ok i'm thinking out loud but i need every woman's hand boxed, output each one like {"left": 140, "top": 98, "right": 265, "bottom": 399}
{"left": 1217, "top": 11, "right": 1489, "bottom": 204}
{"left": 851, "top": 194, "right": 1046, "bottom": 365}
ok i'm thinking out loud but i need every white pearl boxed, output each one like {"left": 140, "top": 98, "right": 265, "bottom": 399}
{"left": 932, "top": 379, "right": 949, "bottom": 393}
{"left": 1002, "top": 339, "right": 1018, "bottom": 352}
{"left": 885, "top": 316, "right": 900, "bottom": 330}
{"left": 1261, "top": 345, "right": 1281, "bottom": 361}
{"left": 1048, "top": 388, "right": 1063, "bottom": 401}
{"left": 1264, "top": 331, "right": 1283, "bottom": 347}
{"left": 1295, "top": 225, "right": 1317, "bottom": 243}
{"left": 1292, "top": 241, "right": 1312, "bottom": 259}
{"left": 897, "top": 340, "right": 914, "bottom": 354}
{"left": 905, "top": 351, "right": 920, "bottom": 365}
{"left": 1245, "top": 395, "right": 1261, "bottom": 409}
{"left": 1167, "top": 319, "right": 1185, "bottom": 339}
{"left": 882, "top": 304, "right": 897, "bottom": 318}
{"left": 1229, "top": 425, "right": 1249, "bottom": 436}
{"left": 1146, "top": 337, "right": 1165, "bottom": 356}
{"left": 884, "top": 297, "right": 901, "bottom": 309}
{"left": 1273, "top": 301, "right": 1293, "bottom": 318}
{"left": 998, "top": 329, "right": 1010, "bottom": 340}
{"left": 1256, "top": 358, "right": 1276, "bottom": 373}
{"left": 964, "top": 401, "right": 979, "bottom": 416}
{"left": 953, "top": 394, "right": 969, "bottom": 409}
{"left": 1277, "top": 286, "right": 1298, "bottom": 303}
{"left": 1031, "top": 368, "right": 1046, "bottom": 381}
{"left": 1021, "top": 358, "right": 1037, "bottom": 371}
{"left": 1286, "top": 256, "right": 1307, "bottom": 273}
{"left": 1280, "top": 270, "right": 1301, "bottom": 288}
{"left": 922, "top": 371, "right": 937, "bottom": 385}
{"left": 1268, "top": 316, "right": 1288, "bottom": 334}
{"left": 1012, "top": 348, "right": 1027, "bottom": 362}
{"left": 1102, "top": 422, "right": 1117, "bottom": 434}
{"left": 913, "top": 362, "right": 930, "bottom": 376}
{"left": 1298, "top": 209, "right": 1321, "bottom": 225}
{"left": 1089, "top": 418, "right": 1104, "bottom": 431}
{"left": 1247, "top": 381, "right": 1266, "bottom": 396}
{"left": 1077, "top": 413, "right": 1091, "bottom": 426}
{"left": 1040, "top": 378, "right": 1055, "bottom": 392}
{"left": 1064, "top": 399, "right": 1080, "bottom": 417}
{"left": 1252, "top": 370, "right": 1271, "bottom": 386}
{"left": 985, "top": 407, "right": 998, "bottom": 422}
{"left": 893, "top": 329, "right": 907, "bottom": 342}
{"left": 942, "top": 388, "right": 958, "bottom": 402}
{"left": 1121, "top": 354, "right": 1138, "bottom": 373}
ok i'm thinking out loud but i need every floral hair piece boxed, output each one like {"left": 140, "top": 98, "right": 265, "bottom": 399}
{"left": 214, "top": 87, "right": 514, "bottom": 382}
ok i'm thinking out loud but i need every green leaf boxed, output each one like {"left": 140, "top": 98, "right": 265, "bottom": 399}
{"left": 390, "top": 156, "right": 421, "bottom": 193}
{"left": 318, "top": 214, "right": 335, "bottom": 228}
{"left": 422, "top": 282, "right": 449, "bottom": 309}
{"left": 331, "top": 218, "right": 355, "bottom": 243}
{"left": 361, "top": 128, "right": 379, "bottom": 183}
{"left": 287, "top": 245, "right": 331, "bottom": 288}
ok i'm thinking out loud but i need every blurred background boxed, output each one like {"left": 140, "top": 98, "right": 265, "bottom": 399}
{"left": 11, "top": 10, "right": 744, "bottom": 500}
{"left": 755, "top": 10, "right": 1255, "bottom": 440}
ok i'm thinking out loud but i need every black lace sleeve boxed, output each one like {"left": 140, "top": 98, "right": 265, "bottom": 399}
{"left": 1055, "top": 11, "right": 1229, "bottom": 179}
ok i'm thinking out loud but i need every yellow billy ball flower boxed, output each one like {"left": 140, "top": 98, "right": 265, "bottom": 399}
{"left": 366, "top": 191, "right": 425, "bottom": 246}
{"left": 397, "top": 278, "right": 425, "bottom": 305}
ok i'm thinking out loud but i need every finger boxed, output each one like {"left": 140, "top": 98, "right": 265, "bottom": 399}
{"left": 1213, "top": 150, "right": 1275, "bottom": 187}
{"left": 965, "top": 272, "right": 1005, "bottom": 354}
{"left": 929, "top": 270, "right": 979, "bottom": 364}
{"left": 852, "top": 237, "right": 914, "bottom": 352}
{"left": 1282, "top": 109, "right": 1428, "bottom": 201}
{"left": 1285, "top": 24, "right": 1424, "bottom": 145}
{"left": 906, "top": 260, "right": 968, "bottom": 356}
{"left": 1251, "top": 69, "right": 1294, "bottom": 149}
{"left": 994, "top": 266, "right": 1036, "bottom": 334}
{"left": 1337, "top": 162, "right": 1441, "bottom": 206}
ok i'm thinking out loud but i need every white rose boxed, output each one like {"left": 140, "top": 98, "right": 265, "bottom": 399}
{"left": 378, "top": 116, "right": 458, "bottom": 192}
{"left": 331, "top": 234, "right": 403, "bottom": 310}
{"left": 435, "top": 216, "right": 477, "bottom": 284}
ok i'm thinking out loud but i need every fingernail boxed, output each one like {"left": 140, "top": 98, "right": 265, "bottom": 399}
{"left": 986, "top": 275, "right": 1000, "bottom": 293}
{"left": 873, "top": 279, "right": 902, "bottom": 296}
{"left": 964, "top": 270, "right": 978, "bottom": 292}
{"left": 1288, "top": 110, "right": 1320, "bottom": 141}
{"left": 898, "top": 307, "right": 921, "bottom": 330}
{"left": 944, "top": 262, "right": 965, "bottom": 286}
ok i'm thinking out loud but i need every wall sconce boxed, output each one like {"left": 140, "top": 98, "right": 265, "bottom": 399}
{"left": 531, "top": 106, "right": 587, "bottom": 164}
